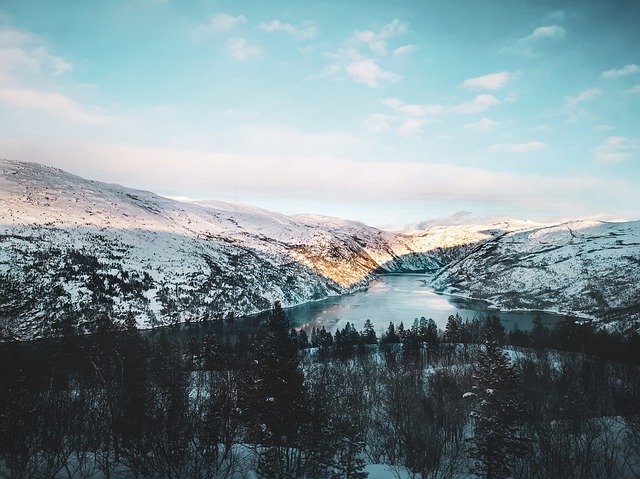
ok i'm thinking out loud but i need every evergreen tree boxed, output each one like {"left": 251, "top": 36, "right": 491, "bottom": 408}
{"left": 483, "top": 315, "right": 506, "bottom": 345}
{"left": 425, "top": 318, "right": 439, "bottom": 344}
{"left": 382, "top": 322, "right": 399, "bottom": 343}
{"left": 465, "top": 340, "right": 527, "bottom": 478}
{"left": 444, "top": 314, "right": 462, "bottom": 342}
{"left": 361, "top": 319, "right": 377, "bottom": 345}
{"left": 251, "top": 302, "right": 306, "bottom": 446}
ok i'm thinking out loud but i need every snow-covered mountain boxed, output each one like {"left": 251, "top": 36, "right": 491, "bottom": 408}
{"left": 431, "top": 220, "right": 640, "bottom": 327}
{"left": 2, "top": 159, "right": 638, "bottom": 340}
{"left": 1, "top": 159, "right": 507, "bottom": 340}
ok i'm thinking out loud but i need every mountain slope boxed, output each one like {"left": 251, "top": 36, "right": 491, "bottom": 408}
{"left": 1, "top": 159, "right": 500, "bottom": 340}
{"left": 431, "top": 220, "right": 640, "bottom": 326}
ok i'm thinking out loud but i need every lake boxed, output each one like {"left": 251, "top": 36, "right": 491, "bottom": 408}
{"left": 285, "top": 274, "right": 567, "bottom": 334}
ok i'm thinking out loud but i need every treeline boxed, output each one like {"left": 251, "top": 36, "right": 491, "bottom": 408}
{"left": 297, "top": 314, "right": 640, "bottom": 366}
{"left": 1, "top": 306, "right": 640, "bottom": 478}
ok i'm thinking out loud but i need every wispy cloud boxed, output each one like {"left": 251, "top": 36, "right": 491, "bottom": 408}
{"left": 227, "top": 37, "right": 261, "bottom": 60}
{"left": 601, "top": 64, "right": 640, "bottom": 79}
{"left": 502, "top": 24, "right": 566, "bottom": 57}
{"left": 628, "top": 84, "right": 640, "bottom": 94}
{"left": 462, "top": 71, "right": 515, "bottom": 91}
{"left": 363, "top": 113, "right": 393, "bottom": 133}
{"left": 346, "top": 59, "right": 400, "bottom": 87}
{"left": 365, "top": 97, "right": 442, "bottom": 138}
{"left": 0, "top": 24, "right": 113, "bottom": 124}
{"left": 465, "top": 117, "right": 497, "bottom": 130}
{"left": 451, "top": 94, "right": 500, "bottom": 114}
{"left": 392, "top": 44, "right": 416, "bottom": 57}
{"left": 593, "top": 136, "right": 638, "bottom": 163}
{"left": 4, "top": 138, "right": 633, "bottom": 217}
{"left": 260, "top": 20, "right": 318, "bottom": 39}
{"left": 310, "top": 19, "right": 407, "bottom": 88}
{"left": 563, "top": 88, "right": 602, "bottom": 113}
{"left": 352, "top": 19, "right": 407, "bottom": 56}
{"left": 490, "top": 141, "right": 546, "bottom": 153}
{"left": 0, "top": 27, "right": 73, "bottom": 76}
{"left": 524, "top": 25, "right": 566, "bottom": 41}
{"left": 194, "top": 13, "right": 246, "bottom": 38}
{"left": 0, "top": 87, "right": 112, "bottom": 123}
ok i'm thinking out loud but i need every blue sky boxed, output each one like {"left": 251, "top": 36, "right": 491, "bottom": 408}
{"left": 0, "top": 0, "right": 638, "bottom": 228}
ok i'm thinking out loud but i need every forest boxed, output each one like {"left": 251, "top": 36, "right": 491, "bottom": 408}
{"left": 1, "top": 306, "right": 640, "bottom": 478}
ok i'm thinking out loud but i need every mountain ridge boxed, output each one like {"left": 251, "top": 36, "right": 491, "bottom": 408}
{"left": 2, "top": 158, "right": 638, "bottom": 340}
{"left": 1, "top": 159, "right": 498, "bottom": 340}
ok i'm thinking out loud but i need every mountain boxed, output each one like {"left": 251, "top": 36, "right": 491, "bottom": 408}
{"left": 431, "top": 220, "right": 640, "bottom": 327}
{"left": 1, "top": 159, "right": 507, "bottom": 341}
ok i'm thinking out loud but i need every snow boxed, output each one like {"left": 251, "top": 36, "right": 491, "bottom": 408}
{"left": 432, "top": 219, "right": 640, "bottom": 326}
{"left": 2, "top": 158, "right": 638, "bottom": 340}
{"left": 0, "top": 159, "right": 488, "bottom": 340}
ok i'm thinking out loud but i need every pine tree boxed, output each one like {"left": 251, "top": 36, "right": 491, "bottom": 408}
{"left": 530, "top": 315, "right": 549, "bottom": 349}
{"left": 361, "top": 319, "right": 377, "bottom": 344}
{"left": 251, "top": 302, "right": 306, "bottom": 447}
{"left": 444, "top": 314, "right": 462, "bottom": 343}
{"left": 465, "top": 340, "right": 527, "bottom": 479}
{"left": 483, "top": 315, "right": 505, "bottom": 345}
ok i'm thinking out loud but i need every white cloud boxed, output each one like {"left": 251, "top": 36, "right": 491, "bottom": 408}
{"left": 396, "top": 118, "right": 426, "bottom": 138}
{"left": 393, "top": 44, "right": 416, "bottom": 57}
{"left": 594, "top": 124, "right": 613, "bottom": 132}
{"left": 311, "top": 19, "right": 406, "bottom": 87}
{"left": 0, "top": 27, "right": 73, "bottom": 76}
{"left": 601, "top": 64, "right": 640, "bottom": 79}
{"left": 382, "top": 97, "right": 442, "bottom": 117}
{"left": 227, "top": 37, "right": 261, "bottom": 60}
{"left": 593, "top": 136, "right": 638, "bottom": 163}
{"left": 628, "top": 84, "right": 640, "bottom": 94}
{"left": 352, "top": 19, "right": 408, "bottom": 56}
{"left": 462, "top": 71, "right": 514, "bottom": 91}
{"left": 2, "top": 138, "right": 634, "bottom": 217}
{"left": 0, "top": 24, "right": 112, "bottom": 125}
{"left": 465, "top": 117, "right": 497, "bottom": 130}
{"left": 563, "top": 88, "right": 602, "bottom": 113}
{"left": 363, "top": 113, "right": 392, "bottom": 133}
{"left": 345, "top": 59, "right": 400, "bottom": 87}
{"left": 502, "top": 24, "right": 566, "bottom": 56}
{"left": 490, "top": 141, "right": 547, "bottom": 153}
{"left": 525, "top": 25, "right": 566, "bottom": 41}
{"left": 371, "top": 97, "right": 442, "bottom": 138}
{"left": 451, "top": 94, "right": 500, "bottom": 114}
{"left": 260, "top": 20, "right": 318, "bottom": 39}
{"left": 207, "top": 13, "right": 246, "bottom": 33}
{"left": 0, "top": 87, "right": 112, "bottom": 123}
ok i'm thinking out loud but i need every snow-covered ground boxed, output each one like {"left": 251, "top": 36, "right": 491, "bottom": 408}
{"left": 1, "top": 159, "right": 515, "bottom": 340}
{"left": 2, "top": 158, "right": 638, "bottom": 340}
{"left": 432, "top": 220, "right": 640, "bottom": 326}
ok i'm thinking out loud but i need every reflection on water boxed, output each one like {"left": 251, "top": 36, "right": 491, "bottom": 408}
{"left": 285, "top": 274, "right": 566, "bottom": 334}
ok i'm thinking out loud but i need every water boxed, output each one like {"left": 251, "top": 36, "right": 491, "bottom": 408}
{"left": 285, "top": 274, "right": 567, "bottom": 334}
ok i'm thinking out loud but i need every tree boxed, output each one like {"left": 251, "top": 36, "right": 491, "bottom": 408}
{"left": 361, "top": 319, "right": 377, "bottom": 345}
{"left": 250, "top": 302, "right": 306, "bottom": 446}
{"left": 531, "top": 316, "right": 549, "bottom": 349}
{"left": 482, "top": 316, "right": 505, "bottom": 345}
{"left": 465, "top": 340, "right": 527, "bottom": 478}
{"left": 444, "top": 314, "right": 462, "bottom": 343}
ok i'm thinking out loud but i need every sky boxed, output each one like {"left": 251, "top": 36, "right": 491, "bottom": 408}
{"left": 0, "top": 0, "right": 639, "bottom": 229}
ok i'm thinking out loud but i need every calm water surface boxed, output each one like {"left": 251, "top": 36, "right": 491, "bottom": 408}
{"left": 286, "top": 274, "right": 566, "bottom": 334}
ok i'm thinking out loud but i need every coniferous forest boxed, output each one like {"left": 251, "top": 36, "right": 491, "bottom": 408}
{"left": 2, "top": 304, "right": 640, "bottom": 478}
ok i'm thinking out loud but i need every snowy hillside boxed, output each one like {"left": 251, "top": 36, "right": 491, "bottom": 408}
{"left": 1, "top": 159, "right": 500, "bottom": 341}
{"left": 431, "top": 220, "right": 640, "bottom": 326}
